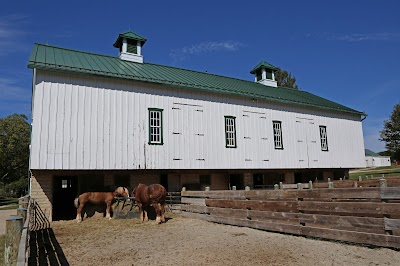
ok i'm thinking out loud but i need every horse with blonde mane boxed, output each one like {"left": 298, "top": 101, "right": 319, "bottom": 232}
{"left": 74, "top": 187, "right": 129, "bottom": 222}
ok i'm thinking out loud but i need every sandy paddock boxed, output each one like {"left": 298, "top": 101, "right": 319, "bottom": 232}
{"left": 50, "top": 214, "right": 400, "bottom": 266}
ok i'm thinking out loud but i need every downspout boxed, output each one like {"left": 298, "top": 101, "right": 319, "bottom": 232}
{"left": 27, "top": 68, "right": 36, "bottom": 196}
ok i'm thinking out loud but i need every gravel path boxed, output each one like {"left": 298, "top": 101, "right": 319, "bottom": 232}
{"left": 51, "top": 215, "right": 400, "bottom": 266}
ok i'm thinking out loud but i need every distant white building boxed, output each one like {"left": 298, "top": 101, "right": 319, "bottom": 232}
{"left": 28, "top": 30, "right": 367, "bottom": 221}
{"left": 365, "top": 149, "right": 391, "bottom": 167}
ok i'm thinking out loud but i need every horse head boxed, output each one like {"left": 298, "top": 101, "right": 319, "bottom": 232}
{"left": 114, "top": 187, "right": 129, "bottom": 198}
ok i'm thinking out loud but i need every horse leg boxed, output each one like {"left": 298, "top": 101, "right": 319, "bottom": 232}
{"left": 76, "top": 201, "right": 85, "bottom": 223}
{"left": 153, "top": 202, "right": 161, "bottom": 224}
{"left": 161, "top": 203, "right": 165, "bottom": 223}
{"left": 138, "top": 203, "right": 144, "bottom": 222}
{"left": 144, "top": 207, "right": 149, "bottom": 222}
{"left": 105, "top": 200, "right": 112, "bottom": 220}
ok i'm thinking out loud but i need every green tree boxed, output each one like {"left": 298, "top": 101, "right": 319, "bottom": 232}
{"left": 275, "top": 68, "right": 300, "bottom": 89}
{"left": 0, "top": 114, "right": 30, "bottom": 193}
{"left": 380, "top": 103, "right": 400, "bottom": 161}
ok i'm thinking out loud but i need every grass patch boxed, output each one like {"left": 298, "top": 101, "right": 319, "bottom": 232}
{"left": 349, "top": 165, "right": 400, "bottom": 179}
{"left": 0, "top": 205, "right": 19, "bottom": 210}
{"left": 0, "top": 198, "right": 19, "bottom": 206}
{"left": 0, "top": 234, "right": 4, "bottom": 266}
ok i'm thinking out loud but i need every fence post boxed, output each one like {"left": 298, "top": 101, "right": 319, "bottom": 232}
{"left": 309, "top": 180, "right": 313, "bottom": 189}
{"left": 379, "top": 178, "right": 387, "bottom": 188}
{"left": 297, "top": 183, "right": 303, "bottom": 190}
{"left": 245, "top": 186, "right": 250, "bottom": 191}
{"left": 358, "top": 176, "right": 362, "bottom": 182}
{"left": 205, "top": 186, "right": 210, "bottom": 191}
{"left": 279, "top": 182, "right": 283, "bottom": 190}
{"left": 339, "top": 178, "right": 342, "bottom": 181}
{"left": 328, "top": 182, "right": 334, "bottom": 188}
{"left": 17, "top": 208, "right": 27, "bottom": 224}
{"left": 4, "top": 216, "right": 23, "bottom": 266}
{"left": 181, "top": 187, "right": 186, "bottom": 192}
{"left": 274, "top": 184, "right": 279, "bottom": 190}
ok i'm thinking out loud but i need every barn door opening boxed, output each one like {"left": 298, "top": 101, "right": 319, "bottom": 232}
{"left": 160, "top": 174, "right": 168, "bottom": 191}
{"left": 229, "top": 174, "right": 244, "bottom": 190}
{"left": 53, "top": 176, "right": 77, "bottom": 221}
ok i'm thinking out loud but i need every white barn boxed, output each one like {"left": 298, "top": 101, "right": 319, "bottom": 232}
{"left": 28, "top": 31, "right": 366, "bottom": 220}
{"left": 365, "top": 149, "right": 391, "bottom": 167}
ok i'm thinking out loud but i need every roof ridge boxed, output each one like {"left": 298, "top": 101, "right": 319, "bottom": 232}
{"left": 32, "top": 43, "right": 281, "bottom": 90}
{"left": 32, "top": 43, "right": 121, "bottom": 60}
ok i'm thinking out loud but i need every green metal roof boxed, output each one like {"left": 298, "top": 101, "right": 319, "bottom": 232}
{"left": 113, "top": 31, "right": 147, "bottom": 48}
{"left": 27, "top": 43, "right": 365, "bottom": 116}
{"left": 250, "top": 61, "right": 278, "bottom": 74}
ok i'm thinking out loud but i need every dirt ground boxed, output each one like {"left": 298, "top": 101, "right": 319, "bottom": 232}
{"left": 49, "top": 214, "right": 400, "bottom": 266}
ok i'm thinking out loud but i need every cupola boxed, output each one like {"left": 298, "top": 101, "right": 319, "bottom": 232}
{"left": 113, "top": 30, "right": 147, "bottom": 63}
{"left": 250, "top": 61, "right": 278, "bottom": 87}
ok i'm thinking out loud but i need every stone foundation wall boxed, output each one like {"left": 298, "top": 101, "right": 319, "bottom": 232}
{"left": 30, "top": 174, "right": 53, "bottom": 222}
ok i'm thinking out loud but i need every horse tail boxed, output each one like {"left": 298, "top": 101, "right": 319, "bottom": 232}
{"left": 74, "top": 197, "right": 79, "bottom": 208}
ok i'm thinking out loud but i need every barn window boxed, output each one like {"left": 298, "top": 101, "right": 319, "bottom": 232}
{"left": 273, "top": 121, "right": 283, "bottom": 149}
{"left": 148, "top": 108, "right": 163, "bottom": 145}
{"left": 225, "top": 116, "right": 237, "bottom": 148}
{"left": 319, "top": 126, "right": 328, "bottom": 151}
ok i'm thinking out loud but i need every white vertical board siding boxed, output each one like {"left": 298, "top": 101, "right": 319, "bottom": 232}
{"left": 30, "top": 70, "right": 365, "bottom": 170}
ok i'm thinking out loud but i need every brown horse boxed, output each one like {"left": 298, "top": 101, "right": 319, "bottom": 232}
{"left": 74, "top": 187, "right": 129, "bottom": 222}
{"left": 132, "top": 183, "right": 167, "bottom": 224}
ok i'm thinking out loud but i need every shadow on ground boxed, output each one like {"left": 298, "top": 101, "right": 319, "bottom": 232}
{"left": 28, "top": 228, "right": 69, "bottom": 265}
{"left": 28, "top": 200, "right": 69, "bottom": 265}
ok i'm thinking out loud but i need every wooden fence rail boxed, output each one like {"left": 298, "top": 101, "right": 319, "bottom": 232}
{"left": 180, "top": 187, "right": 400, "bottom": 249}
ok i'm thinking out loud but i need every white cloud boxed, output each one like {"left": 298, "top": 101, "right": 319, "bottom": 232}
{"left": 326, "top": 32, "right": 400, "bottom": 42}
{"left": 170, "top": 41, "right": 243, "bottom": 62}
{"left": 0, "top": 14, "right": 28, "bottom": 55}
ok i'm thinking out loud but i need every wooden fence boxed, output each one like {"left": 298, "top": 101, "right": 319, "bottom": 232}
{"left": 181, "top": 188, "right": 400, "bottom": 249}
{"left": 279, "top": 177, "right": 400, "bottom": 190}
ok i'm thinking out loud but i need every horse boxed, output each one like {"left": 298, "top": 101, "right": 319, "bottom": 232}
{"left": 74, "top": 187, "right": 129, "bottom": 222}
{"left": 132, "top": 183, "right": 167, "bottom": 224}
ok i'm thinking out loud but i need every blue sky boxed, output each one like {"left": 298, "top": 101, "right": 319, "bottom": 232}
{"left": 1, "top": 1, "right": 399, "bottom": 152}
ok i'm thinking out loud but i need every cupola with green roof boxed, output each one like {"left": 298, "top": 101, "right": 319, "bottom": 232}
{"left": 113, "top": 30, "right": 147, "bottom": 63}
{"left": 250, "top": 61, "right": 278, "bottom": 87}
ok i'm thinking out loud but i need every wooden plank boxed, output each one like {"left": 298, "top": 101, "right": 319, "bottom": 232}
{"left": 299, "top": 201, "right": 400, "bottom": 216}
{"left": 181, "top": 190, "right": 245, "bottom": 199}
{"left": 300, "top": 226, "right": 400, "bottom": 249}
{"left": 181, "top": 205, "right": 208, "bottom": 214}
{"left": 206, "top": 199, "right": 298, "bottom": 212}
{"left": 207, "top": 207, "right": 247, "bottom": 219}
{"left": 387, "top": 178, "right": 400, "bottom": 187}
{"left": 247, "top": 210, "right": 384, "bottom": 233}
{"left": 384, "top": 218, "right": 400, "bottom": 231}
{"left": 298, "top": 188, "right": 381, "bottom": 200}
{"left": 245, "top": 190, "right": 298, "bottom": 200}
{"left": 358, "top": 179, "right": 380, "bottom": 187}
{"left": 181, "top": 197, "right": 206, "bottom": 206}
{"left": 313, "top": 183, "right": 328, "bottom": 189}
{"left": 207, "top": 215, "right": 301, "bottom": 235}
{"left": 381, "top": 187, "right": 400, "bottom": 200}
{"left": 281, "top": 184, "right": 297, "bottom": 189}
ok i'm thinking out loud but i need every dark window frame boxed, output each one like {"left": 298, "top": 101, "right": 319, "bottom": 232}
{"left": 148, "top": 108, "right": 164, "bottom": 145}
{"left": 273, "top": 120, "right": 283, "bottom": 150}
{"left": 319, "top": 125, "right": 329, "bottom": 151}
{"left": 225, "top": 116, "right": 237, "bottom": 148}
